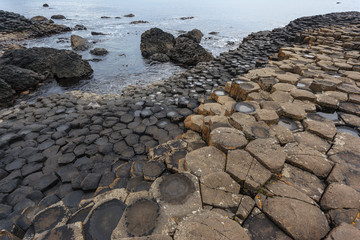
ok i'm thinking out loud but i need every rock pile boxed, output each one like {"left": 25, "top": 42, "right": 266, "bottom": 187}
{"left": 0, "top": 47, "right": 93, "bottom": 106}
{"left": 140, "top": 28, "right": 213, "bottom": 66}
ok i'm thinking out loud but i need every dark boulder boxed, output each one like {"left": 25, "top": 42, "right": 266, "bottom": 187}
{"left": 0, "top": 47, "right": 93, "bottom": 84}
{"left": 0, "top": 65, "right": 44, "bottom": 92}
{"left": 90, "top": 48, "right": 109, "bottom": 56}
{"left": 130, "top": 20, "right": 149, "bottom": 24}
{"left": 140, "top": 28, "right": 175, "bottom": 58}
{"left": 70, "top": 35, "right": 90, "bottom": 51}
{"left": 179, "top": 29, "right": 203, "bottom": 43}
{"left": 51, "top": 15, "right": 66, "bottom": 20}
{"left": 30, "top": 16, "right": 49, "bottom": 22}
{"left": 91, "top": 31, "right": 106, "bottom": 35}
{"left": 43, "top": 4, "right": 49, "bottom": 7}
{"left": 168, "top": 37, "right": 213, "bottom": 66}
{"left": 0, "top": 78, "right": 15, "bottom": 107}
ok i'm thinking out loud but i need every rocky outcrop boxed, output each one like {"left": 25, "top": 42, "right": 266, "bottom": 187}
{"left": 140, "top": 28, "right": 213, "bottom": 66}
{"left": 168, "top": 36, "right": 213, "bottom": 65}
{"left": 140, "top": 28, "right": 175, "bottom": 58}
{"left": 0, "top": 47, "right": 93, "bottom": 82}
{"left": 90, "top": 48, "right": 109, "bottom": 56}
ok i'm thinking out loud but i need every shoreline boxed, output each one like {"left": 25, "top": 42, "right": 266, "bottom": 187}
{"left": 0, "top": 11, "right": 360, "bottom": 239}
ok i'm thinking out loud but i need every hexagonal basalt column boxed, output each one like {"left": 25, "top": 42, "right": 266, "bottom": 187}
{"left": 150, "top": 172, "right": 202, "bottom": 219}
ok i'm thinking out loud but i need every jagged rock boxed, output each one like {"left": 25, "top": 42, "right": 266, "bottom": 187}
{"left": 178, "top": 29, "right": 203, "bottom": 43}
{"left": 71, "top": 35, "right": 90, "bottom": 51}
{"left": 0, "top": 47, "right": 93, "bottom": 83}
{"left": 303, "top": 114, "right": 337, "bottom": 140}
{"left": 140, "top": 28, "right": 175, "bottom": 58}
{"left": 168, "top": 37, "right": 213, "bottom": 66}
{"left": 150, "top": 53, "right": 170, "bottom": 62}
{"left": 0, "top": 78, "right": 15, "bottom": 107}
{"left": 0, "top": 65, "right": 44, "bottom": 92}
{"left": 33, "top": 222, "right": 84, "bottom": 240}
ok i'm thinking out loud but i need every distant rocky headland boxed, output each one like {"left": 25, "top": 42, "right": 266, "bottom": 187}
{"left": 0, "top": 9, "right": 360, "bottom": 240}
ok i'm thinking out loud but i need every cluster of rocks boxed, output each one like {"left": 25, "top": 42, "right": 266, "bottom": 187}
{"left": 0, "top": 11, "right": 360, "bottom": 240}
{"left": 140, "top": 28, "right": 213, "bottom": 65}
{"left": 0, "top": 11, "right": 70, "bottom": 53}
{"left": 0, "top": 47, "right": 93, "bottom": 107}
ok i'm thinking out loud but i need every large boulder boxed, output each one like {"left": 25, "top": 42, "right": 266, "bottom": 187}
{"left": 168, "top": 36, "right": 213, "bottom": 66}
{"left": 140, "top": 28, "right": 175, "bottom": 58}
{"left": 0, "top": 47, "right": 93, "bottom": 84}
{"left": 71, "top": 35, "right": 90, "bottom": 51}
{"left": 0, "top": 78, "right": 15, "bottom": 107}
{"left": 0, "top": 64, "right": 44, "bottom": 92}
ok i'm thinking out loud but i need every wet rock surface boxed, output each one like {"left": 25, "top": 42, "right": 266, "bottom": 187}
{"left": 1, "top": 11, "right": 360, "bottom": 240}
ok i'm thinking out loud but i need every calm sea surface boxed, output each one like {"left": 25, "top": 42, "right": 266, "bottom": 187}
{"left": 1, "top": 0, "right": 360, "bottom": 98}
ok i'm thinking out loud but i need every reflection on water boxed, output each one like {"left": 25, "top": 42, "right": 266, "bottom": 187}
{"left": 2, "top": 0, "right": 360, "bottom": 98}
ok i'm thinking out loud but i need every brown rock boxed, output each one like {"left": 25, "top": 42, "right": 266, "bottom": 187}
{"left": 303, "top": 115, "right": 337, "bottom": 140}
{"left": 328, "top": 132, "right": 360, "bottom": 156}
{"left": 294, "top": 131, "right": 331, "bottom": 153}
{"left": 184, "top": 115, "right": 203, "bottom": 132}
{"left": 254, "top": 109, "right": 279, "bottom": 125}
{"left": 281, "top": 164, "right": 326, "bottom": 201}
{"left": 320, "top": 183, "right": 360, "bottom": 211}
{"left": 198, "top": 103, "right": 226, "bottom": 116}
{"left": 209, "top": 127, "right": 248, "bottom": 153}
{"left": 316, "top": 93, "right": 339, "bottom": 108}
{"left": 226, "top": 150, "right": 272, "bottom": 194}
{"left": 185, "top": 146, "right": 226, "bottom": 177}
{"left": 270, "top": 91, "right": 294, "bottom": 103}
{"left": 340, "top": 113, "right": 360, "bottom": 127}
{"left": 325, "top": 223, "right": 360, "bottom": 240}
{"left": 245, "top": 138, "right": 286, "bottom": 173}
{"left": 270, "top": 124, "right": 295, "bottom": 145}
{"left": 280, "top": 102, "right": 307, "bottom": 120}
{"left": 262, "top": 197, "right": 330, "bottom": 240}
{"left": 229, "top": 112, "right": 256, "bottom": 130}
{"left": 174, "top": 211, "right": 250, "bottom": 240}
{"left": 290, "top": 89, "right": 316, "bottom": 102}
{"left": 235, "top": 195, "right": 255, "bottom": 223}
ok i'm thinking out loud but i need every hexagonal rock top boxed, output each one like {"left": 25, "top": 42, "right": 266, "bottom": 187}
{"left": 226, "top": 149, "right": 271, "bottom": 194}
{"left": 150, "top": 172, "right": 202, "bottom": 218}
{"left": 320, "top": 183, "right": 360, "bottom": 211}
{"left": 303, "top": 115, "right": 337, "bottom": 140}
{"left": 185, "top": 146, "right": 226, "bottom": 177}
{"left": 174, "top": 210, "right": 250, "bottom": 240}
{"left": 262, "top": 196, "right": 330, "bottom": 240}
{"left": 245, "top": 138, "right": 286, "bottom": 173}
{"left": 209, "top": 127, "right": 248, "bottom": 152}
{"left": 325, "top": 223, "right": 360, "bottom": 240}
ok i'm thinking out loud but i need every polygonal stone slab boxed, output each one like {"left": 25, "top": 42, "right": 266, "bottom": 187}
{"left": 235, "top": 195, "right": 255, "bottom": 224}
{"left": 197, "top": 103, "right": 226, "bottom": 116}
{"left": 284, "top": 143, "right": 334, "bottom": 177}
{"left": 320, "top": 183, "right": 360, "bottom": 211}
{"left": 33, "top": 201, "right": 71, "bottom": 234}
{"left": 293, "top": 131, "right": 331, "bottom": 153}
{"left": 112, "top": 192, "right": 176, "bottom": 239}
{"left": 279, "top": 102, "right": 306, "bottom": 120}
{"left": 209, "top": 127, "right": 248, "bottom": 153}
{"left": 270, "top": 124, "right": 295, "bottom": 145}
{"left": 226, "top": 150, "right": 271, "bottom": 194}
{"left": 326, "top": 163, "right": 360, "bottom": 192}
{"left": 184, "top": 115, "right": 204, "bottom": 133}
{"left": 174, "top": 210, "right": 250, "bottom": 240}
{"left": 185, "top": 146, "right": 226, "bottom": 177}
{"left": 200, "top": 172, "right": 241, "bottom": 209}
{"left": 324, "top": 223, "right": 360, "bottom": 240}
{"left": 254, "top": 109, "right": 279, "bottom": 125}
{"left": 245, "top": 138, "right": 286, "bottom": 173}
{"left": 243, "top": 207, "right": 292, "bottom": 240}
{"left": 328, "top": 132, "right": 360, "bottom": 156}
{"left": 229, "top": 112, "right": 256, "bottom": 130}
{"left": 83, "top": 189, "right": 128, "bottom": 240}
{"left": 281, "top": 164, "right": 326, "bottom": 202}
{"left": 303, "top": 115, "right": 337, "bottom": 140}
{"left": 33, "top": 222, "right": 84, "bottom": 240}
{"left": 262, "top": 196, "right": 330, "bottom": 240}
{"left": 150, "top": 172, "right": 202, "bottom": 219}
{"left": 242, "top": 121, "right": 273, "bottom": 140}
